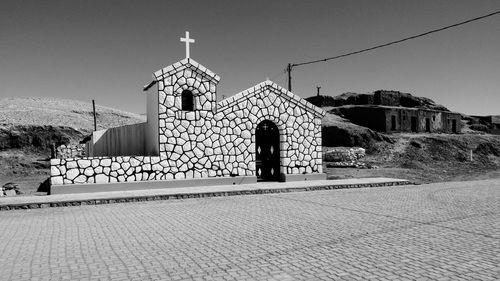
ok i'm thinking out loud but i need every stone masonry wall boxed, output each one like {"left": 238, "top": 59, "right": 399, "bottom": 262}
{"left": 51, "top": 156, "right": 171, "bottom": 185}
{"left": 56, "top": 144, "right": 86, "bottom": 159}
{"left": 50, "top": 59, "right": 325, "bottom": 185}
{"left": 156, "top": 74, "right": 324, "bottom": 178}
{"left": 324, "top": 147, "right": 365, "bottom": 162}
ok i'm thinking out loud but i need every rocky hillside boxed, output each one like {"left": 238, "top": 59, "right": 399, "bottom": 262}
{"left": 306, "top": 90, "right": 449, "bottom": 111}
{"left": 321, "top": 112, "right": 394, "bottom": 151}
{"left": 0, "top": 98, "right": 146, "bottom": 194}
{"left": 0, "top": 97, "right": 146, "bottom": 129}
{"left": 311, "top": 92, "right": 500, "bottom": 183}
{"left": 0, "top": 97, "right": 146, "bottom": 150}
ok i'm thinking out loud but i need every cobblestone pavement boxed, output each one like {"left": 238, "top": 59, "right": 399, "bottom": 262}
{"left": 0, "top": 179, "right": 498, "bottom": 281}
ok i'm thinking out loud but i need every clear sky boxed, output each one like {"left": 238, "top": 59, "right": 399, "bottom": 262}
{"left": 1, "top": 0, "right": 499, "bottom": 115}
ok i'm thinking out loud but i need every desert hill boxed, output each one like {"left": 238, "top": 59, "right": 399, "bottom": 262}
{"left": 310, "top": 92, "right": 500, "bottom": 183}
{"left": 0, "top": 97, "right": 146, "bottom": 193}
{"left": 321, "top": 112, "right": 394, "bottom": 149}
{"left": 0, "top": 97, "right": 145, "bottom": 130}
{"left": 0, "top": 97, "right": 146, "bottom": 150}
{"left": 306, "top": 90, "right": 449, "bottom": 111}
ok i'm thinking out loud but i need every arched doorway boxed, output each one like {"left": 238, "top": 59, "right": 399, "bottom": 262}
{"left": 255, "top": 120, "right": 280, "bottom": 181}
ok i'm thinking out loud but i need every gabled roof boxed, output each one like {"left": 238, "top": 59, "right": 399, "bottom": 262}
{"left": 143, "top": 58, "right": 220, "bottom": 91}
{"left": 218, "top": 80, "right": 326, "bottom": 117}
{"left": 154, "top": 58, "right": 220, "bottom": 83}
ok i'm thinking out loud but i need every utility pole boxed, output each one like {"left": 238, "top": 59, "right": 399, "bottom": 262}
{"left": 92, "top": 99, "right": 97, "bottom": 131}
{"left": 51, "top": 143, "right": 56, "bottom": 158}
{"left": 316, "top": 86, "right": 321, "bottom": 96}
{"left": 287, "top": 63, "right": 292, "bottom": 91}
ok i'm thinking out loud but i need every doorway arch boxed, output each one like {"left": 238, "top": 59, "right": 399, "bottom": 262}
{"left": 255, "top": 120, "right": 280, "bottom": 181}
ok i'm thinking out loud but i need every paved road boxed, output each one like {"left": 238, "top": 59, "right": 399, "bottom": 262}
{"left": 0, "top": 179, "right": 498, "bottom": 281}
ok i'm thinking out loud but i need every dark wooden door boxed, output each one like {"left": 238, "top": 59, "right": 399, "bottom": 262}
{"left": 411, "top": 117, "right": 418, "bottom": 132}
{"left": 255, "top": 120, "right": 280, "bottom": 181}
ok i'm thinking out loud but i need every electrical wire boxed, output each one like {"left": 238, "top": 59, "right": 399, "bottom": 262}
{"left": 292, "top": 10, "right": 500, "bottom": 68}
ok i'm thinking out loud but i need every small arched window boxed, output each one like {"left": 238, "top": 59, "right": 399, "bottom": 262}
{"left": 181, "top": 90, "right": 194, "bottom": 111}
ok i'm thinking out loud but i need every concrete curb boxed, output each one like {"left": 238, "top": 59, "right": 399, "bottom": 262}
{"left": 0, "top": 179, "right": 413, "bottom": 211}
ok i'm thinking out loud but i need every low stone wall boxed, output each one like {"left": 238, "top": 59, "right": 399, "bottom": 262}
{"left": 56, "top": 144, "right": 86, "bottom": 159}
{"left": 324, "top": 147, "right": 365, "bottom": 162}
{"left": 50, "top": 156, "right": 241, "bottom": 185}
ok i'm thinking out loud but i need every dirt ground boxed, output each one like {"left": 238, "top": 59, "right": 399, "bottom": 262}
{"left": 325, "top": 133, "right": 500, "bottom": 184}
{"left": 325, "top": 165, "right": 500, "bottom": 184}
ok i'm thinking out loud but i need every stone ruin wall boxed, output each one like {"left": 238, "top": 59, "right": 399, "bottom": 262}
{"left": 382, "top": 107, "right": 461, "bottom": 133}
{"left": 56, "top": 144, "right": 86, "bottom": 159}
{"left": 50, "top": 61, "right": 324, "bottom": 185}
{"left": 324, "top": 147, "right": 365, "bottom": 162}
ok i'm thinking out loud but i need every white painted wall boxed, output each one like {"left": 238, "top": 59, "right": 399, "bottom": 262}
{"left": 145, "top": 83, "right": 159, "bottom": 155}
{"left": 89, "top": 122, "right": 147, "bottom": 156}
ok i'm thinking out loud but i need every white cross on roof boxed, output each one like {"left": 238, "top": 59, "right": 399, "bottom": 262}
{"left": 180, "top": 31, "right": 195, "bottom": 59}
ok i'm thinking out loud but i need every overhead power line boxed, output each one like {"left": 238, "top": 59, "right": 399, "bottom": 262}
{"left": 286, "top": 9, "right": 500, "bottom": 90}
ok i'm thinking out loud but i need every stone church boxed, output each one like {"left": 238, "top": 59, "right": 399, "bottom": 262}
{"left": 50, "top": 33, "right": 325, "bottom": 193}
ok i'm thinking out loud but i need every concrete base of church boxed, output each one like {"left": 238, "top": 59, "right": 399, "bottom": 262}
{"left": 280, "top": 173, "right": 327, "bottom": 182}
{"left": 50, "top": 173, "right": 328, "bottom": 195}
{"left": 50, "top": 176, "right": 258, "bottom": 195}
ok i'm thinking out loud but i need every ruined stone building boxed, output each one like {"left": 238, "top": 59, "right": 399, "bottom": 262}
{"left": 469, "top": 115, "right": 500, "bottom": 135}
{"left": 309, "top": 90, "right": 461, "bottom": 134}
